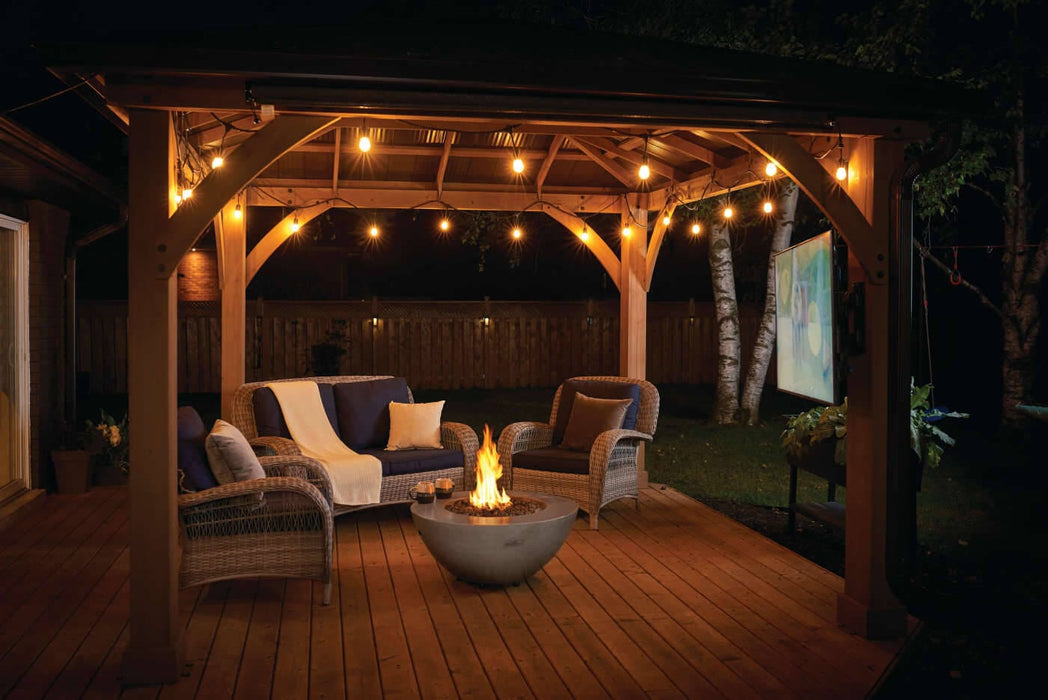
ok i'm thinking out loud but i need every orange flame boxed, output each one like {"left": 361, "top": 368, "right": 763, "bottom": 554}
{"left": 470, "top": 425, "right": 512, "bottom": 510}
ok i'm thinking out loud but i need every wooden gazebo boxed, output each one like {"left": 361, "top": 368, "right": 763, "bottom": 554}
{"left": 41, "top": 22, "right": 976, "bottom": 684}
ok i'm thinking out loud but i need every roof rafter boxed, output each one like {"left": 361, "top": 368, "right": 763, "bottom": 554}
{"left": 535, "top": 135, "right": 564, "bottom": 198}
{"left": 436, "top": 131, "right": 454, "bottom": 197}
{"left": 573, "top": 135, "right": 684, "bottom": 182}
{"left": 569, "top": 137, "right": 636, "bottom": 187}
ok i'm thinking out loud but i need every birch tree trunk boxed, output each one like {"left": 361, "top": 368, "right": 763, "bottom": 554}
{"left": 741, "top": 182, "right": 799, "bottom": 425}
{"left": 709, "top": 220, "right": 740, "bottom": 424}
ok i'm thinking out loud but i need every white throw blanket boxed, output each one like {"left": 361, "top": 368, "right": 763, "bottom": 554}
{"left": 266, "top": 381, "right": 382, "bottom": 506}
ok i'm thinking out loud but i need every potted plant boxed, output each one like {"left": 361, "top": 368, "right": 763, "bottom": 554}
{"left": 780, "top": 381, "right": 968, "bottom": 487}
{"left": 84, "top": 409, "right": 130, "bottom": 484}
{"left": 51, "top": 424, "right": 92, "bottom": 494}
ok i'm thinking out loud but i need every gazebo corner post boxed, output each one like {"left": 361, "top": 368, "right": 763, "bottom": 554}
{"left": 218, "top": 200, "right": 246, "bottom": 420}
{"left": 619, "top": 201, "right": 648, "bottom": 487}
{"left": 122, "top": 108, "right": 184, "bottom": 683}
{"left": 836, "top": 136, "right": 911, "bottom": 640}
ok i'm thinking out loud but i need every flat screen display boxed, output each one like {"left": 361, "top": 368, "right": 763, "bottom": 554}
{"left": 774, "top": 230, "right": 837, "bottom": 404}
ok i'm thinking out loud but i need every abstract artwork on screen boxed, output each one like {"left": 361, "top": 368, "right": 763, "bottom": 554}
{"left": 774, "top": 230, "right": 836, "bottom": 404}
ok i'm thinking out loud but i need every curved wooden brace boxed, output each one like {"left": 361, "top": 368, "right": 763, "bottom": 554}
{"left": 246, "top": 201, "right": 334, "bottom": 283}
{"left": 644, "top": 200, "right": 677, "bottom": 292}
{"left": 159, "top": 115, "right": 340, "bottom": 278}
{"left": 539, "top": 204, "right": 621, "bottom": 288}
{"left": 739, "top": 132, "right": 886, "bottom": 284}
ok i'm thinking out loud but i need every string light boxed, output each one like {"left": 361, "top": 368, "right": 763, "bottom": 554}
{"left": 359, "top": 121, "right": 372, "bottom": 153}
{"left": 173, "top": 194, "right": 182, "bottom": 205}
{"left": 765, "top": 161, "right": 778, "bottom": 177}
{"left": 691, "top": 222, "right": 701, "bottom": 235}
{"left": 211, "top": 154, "right": 224, "bottom": 169}
{"left": 662, "top": 214, "right": 671, "bottom": 226}
{"left": 182, "top": 187, "right": 193, "bottom": 200}
{"left": 836, "top": 162, "right": 848, "bottom": 181}
{"left": 579, "top": 228, "right": 590, "bottom": 242}
{"left": 508, "top": 127, "right": 524, "bottom": 174}
{"left": 290, "top": 214, "right": 300, "bottom": 233}
{"left": 369, "top": 225, "right": 380, "bottom": 238}
{"left": 723, "top": 205, "right": 733, "bottom": 219}
{"left": 834, "top": 124, "right": 848, "bottom": 181}
{"left": 233, "top": 203, "right": 243, "bottom": 219}
{"left": 621, "top": 226, "right": 632, "bottom": 238}
{"left": 638, "top": 135, "right": 651, "bottom": 181}
{"left": 763, "top": 200, "right": 774, "bottom": 214}
{"left": 511, "top": 227, "right": 523, "bottom": 240}
{"left": 439, "top": 217, "right": 451, "bottom": 232}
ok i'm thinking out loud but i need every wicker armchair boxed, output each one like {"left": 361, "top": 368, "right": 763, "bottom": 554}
{"left": 497, "top": 376, "right": 659, "bottom": 530}
{"left": 178, "top": 454, "right": 335, "bottom": 604}
{"left": 230, "top": 376, "right": 480, "bottom": 511}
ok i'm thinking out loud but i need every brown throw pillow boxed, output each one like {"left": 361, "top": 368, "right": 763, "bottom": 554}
{"left": 559, "top": 392, "right": 633, "bottom": 452}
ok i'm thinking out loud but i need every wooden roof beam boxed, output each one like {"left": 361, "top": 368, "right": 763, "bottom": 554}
{"left": 569, "top": 138, "right": 637, "bottom": 188}
{"left": 651, "top": 134, "right": 731, "bottom": 169}
{"left": 435, "top": 131, "right": 454, "bottom": 198}
{"left": 574, "top": 136, "right": 684, "bottom": 182}
{"left": 535, "top": 135, "right": 564, "bottom": 198}
{"left": 644, "top": 200, "right": 677, "bottom": 292}
{"left": 246, "top": 201, "right": 333, "bottom": 282}
{"left": 645, "top": 157, "right": 765, "bottom": 210}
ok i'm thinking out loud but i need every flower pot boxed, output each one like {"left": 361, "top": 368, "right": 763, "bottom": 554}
{"left": 52, "top": 449, "right": 92, "bottom": 494}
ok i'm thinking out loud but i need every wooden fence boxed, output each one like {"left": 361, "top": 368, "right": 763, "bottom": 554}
{"left": 76, "top": 299, "right": 773, "bottom": 394}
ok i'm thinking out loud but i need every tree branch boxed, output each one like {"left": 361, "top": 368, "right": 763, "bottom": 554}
{"left": 914, "top": 240, "right": 1005, "bottom": 321}
{"left": 964, "top": 182, "right": 1004, "bottom": 214}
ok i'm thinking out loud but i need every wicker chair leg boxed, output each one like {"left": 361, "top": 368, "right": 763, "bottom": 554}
{"left": 589, "top": 511, "right": 599, "bottom": 530}
{"left": 322, "top": 581, "right": 332, "bottom": 605}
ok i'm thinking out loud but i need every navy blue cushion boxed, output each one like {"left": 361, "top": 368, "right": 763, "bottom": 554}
{"left": 513, "top": 447, "right": 591, "bottom": 475}
{"left": 177, "top": 406, "right": 217, "bottom": 491}
{"left": 551, "top": 380, "right": 641, "bottom": 445}
{"left": 358, "top": 447, "right": 463, "bottom": 478}
{"left": 253, "top": 383, "right": 338, "bottom": 438}
{"left": 334, "top": 378, "right": 410, "bottom": 449}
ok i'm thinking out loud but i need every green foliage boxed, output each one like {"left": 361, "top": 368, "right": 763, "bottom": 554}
{"left": 306, "top": 321, "right": 349, "bottom": 376}
{"left": 780, "top": 382, "right": 968, "bottom": 469}
{"left": 84, "top": 409, "right": 130, "bottom": 474}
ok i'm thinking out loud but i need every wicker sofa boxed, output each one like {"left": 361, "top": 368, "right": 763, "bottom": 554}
{"left": 230, "top": 375, "right": 479, "bottom": 513}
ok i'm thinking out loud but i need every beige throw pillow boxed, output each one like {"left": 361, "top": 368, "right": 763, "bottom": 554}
{"left": 559, "top": 392, "right": 633, "bottom": 452}
{"left": 386, "top": 401, "right": 444, "bottom": 450}
{"left": 205, "top": 419, "right": 266, "bottom": 483}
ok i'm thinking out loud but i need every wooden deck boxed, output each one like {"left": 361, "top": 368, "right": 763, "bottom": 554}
{"left": 0, "top": 484, "right": 916, "bottom": 698}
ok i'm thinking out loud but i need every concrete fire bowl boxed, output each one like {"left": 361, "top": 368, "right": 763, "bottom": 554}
{"left": 411, "top": 491, "right": 578, "bottom": 586}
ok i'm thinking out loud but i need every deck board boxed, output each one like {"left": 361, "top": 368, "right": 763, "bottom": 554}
{"left": 0, "top": 485, "right": 915, "bottom": 698}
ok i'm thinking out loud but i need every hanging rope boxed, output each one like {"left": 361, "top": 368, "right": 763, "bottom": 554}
{"left": 949, "top": 247, "right": 962, "bottom": 286}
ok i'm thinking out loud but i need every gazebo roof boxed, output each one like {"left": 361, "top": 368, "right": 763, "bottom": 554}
{"left": 38, "top": 22, "right": 983, "bottom": 214}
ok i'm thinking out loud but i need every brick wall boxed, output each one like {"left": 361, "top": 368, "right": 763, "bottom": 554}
{"left": 177, "top": 249, "right": 219, "bottom": 301}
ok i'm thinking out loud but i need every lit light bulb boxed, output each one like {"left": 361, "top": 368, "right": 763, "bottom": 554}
{"left": 723, "top": 206, "right": 734, "bottom": 219}
{"left": 836, "top": 163, "right": 848, "bottom": 181}
{"left": 359, "top": 135, "right": 372, "bottom": 153}
{"left": 173, "top": 195, "right": 182, "bottom": 205}
{"left": 622, "top": 226, "right": 632, "bottom": 238}
{"left": 182, "top": 188, "right": 193, "bottom": 200}
{"left": 233, "top": 203, "right": 243, "bottom": 219}
{"left": 211, "top": 155, "right": 224, "bottom": 169}
{"left": 765, "top": 162, "right": 778, "bottom": 177}
{"left": 638, "top": 163, "right": 651, "bottom": 180}
{"left": 512, "top": 156, "right": 525, "bottom": 174}
{"left": 691, "top": 222, "right": 701, "bottom": 235}
{"left": 511, "top": 227, "right": 522, "bottom": 240}
{"left": 290, "top": 216, "right": 300, "bottom": 233}
{"left": 439, "top": 218, "right": 450, "bottom": 232}
{"left": 369, "top": 226, "right": 379, "bottom": 238}
{"left": 579, "top": 229, "right": 590, "bottom": 242}
{"left": 763, "top": 201, "right": 774, "bottom": 214}
{"left": 662, "top": 215, "right": 671, "bottom": 226}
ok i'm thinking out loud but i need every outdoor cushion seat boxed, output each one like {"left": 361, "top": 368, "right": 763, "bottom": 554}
{"left": 358, "top": 447, "right": 464, "bottom": 478}
{"left": 230, "top": 375, "right": 479, "bottom": 513}
{"left": 498, "top": 376, "right": 659, "bottom": 530}
{"left": 512, "top": 447, "right": 591, "bottom": 475}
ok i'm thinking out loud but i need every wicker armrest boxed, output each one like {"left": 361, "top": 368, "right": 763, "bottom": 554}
{"left": 441, "top": 421, "right": 479, "bottom": 489}
{"left": 497, "top": 422, "right": 553, "bottom": 486}
{"left": 250, "top": 436, "right": 300, "bottom": 457}
{"left": 587, "top": 428, "right": 652, "bottom": 488}
{"left": 177, "top": 476, "right": 329, "bottom": 521}
{"left": 259, "top": 455, "right": 334, "bottom": 506}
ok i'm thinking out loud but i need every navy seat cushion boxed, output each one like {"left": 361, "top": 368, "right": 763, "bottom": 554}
{"left": 358, "top": 447, "right": 463, "bottom": 478}
{"left": 551, "top": 379, "right": 641, "bottom": 445}
{"left": 177, "top": 406, "right": 217, "bottom": 491}
{"left": 334, "top": 377, "right": 411, "bottom": 449}
{"left": 253, "top": 383, "right": 338, "bottom": 439}
{"left": 513, "top": 447, "right": 590, "bottom": 475}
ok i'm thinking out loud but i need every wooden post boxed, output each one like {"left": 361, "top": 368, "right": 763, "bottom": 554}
{"left": 836, "top": 137, "right": 910, "bottom": 639}
{"left": 218, "top": 201, "right": 246, "bottom": 419}
{"left": 620, "top": 200, "right": 648, "bottom": 487}
{"left": 121, "top": 108, "right": 183, "bottom": 683}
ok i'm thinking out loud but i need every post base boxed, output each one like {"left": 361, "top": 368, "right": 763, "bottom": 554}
{"left": 837, "top": 592, "right": 908, "bottom": 639}
{"left": 120, "top": 637, "right": 184, "bottom": 686}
